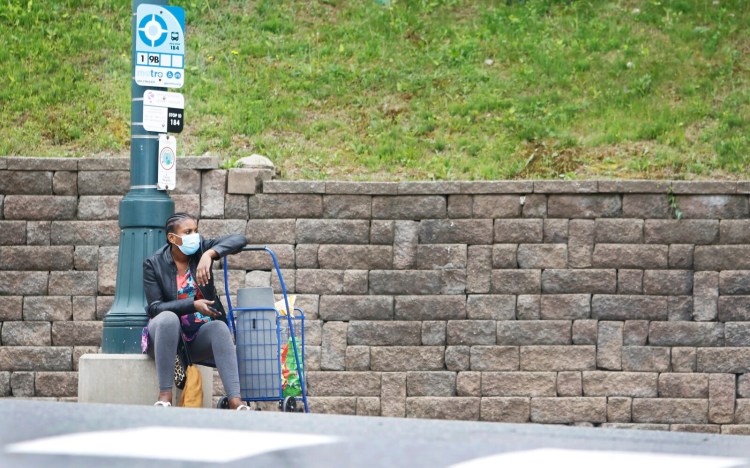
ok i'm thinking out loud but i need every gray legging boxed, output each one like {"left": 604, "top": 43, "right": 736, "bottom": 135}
{"left": 147, "top": 311, "right": 241, "bottom": 399}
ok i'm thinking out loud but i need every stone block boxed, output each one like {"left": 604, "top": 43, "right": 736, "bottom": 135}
{"left": 720, "top": 220, "right": 750, "bottom": 244}
{"left": 323, "top": 195, "right": 371, "bottom": 219}
{"left": 77, "top": 196, "right": 120, "bottom": 220}
{"left": 694, "top": 270, "right": 719, "bottom": 295}
{"left": 447, "top": 320, "right": 496, "bottom": 345}
{"left": 649, "top": 322, "right": 723, "bottom": 347}
{"left": 497, "top": 321, "right": 571, "bottom": 346}
{"left": 393, "top": 296, "right": 466, "bottom": 322}
{"left": 494, "top": 219, "right": 543, "bottom": 243}
{"left": 23, "top": 296, "right": 71, "bottom": 321}
{"left": 592, "top": 295, "right": 668, "bottom": 320}
{"left": 593, "top": 244, "right": 668, "bottom": 269}
{"left": 607, "top": 397, "right": 632, "bottom": 422}
{"left": 531, "top": 397, "right": 607, "bottom": 423}
{"left": 644, "top": 220, "right": 718, "bottom": 245}
{"left": 456, "top": 371, "right": 480, "bottom": 397}
{"left": 325, "top": 182, "right": 396, "bottom": 195}
{"left": 540, "top": 294, "right": 590, "bottom": 320}
{"left": 370, "top": 270, "right": 442, "bottom": 295}
{"left": 48, "top": 271, "right": 97, "bottom": 296}
{"left": 407, "top": 371, "right": 456, "bottom": 396}
{"left": 597, "top": 321, "right": 623, "bottom": 370}
{"left": 467, "top": 246, "right": 492, "bottom": 293}
{"left": 264, "top": 181, "right": 324, "bottom": 194}
{"left": 226, "top": 169, "right": 259, "bottom": 194}
{"left": 695, "top": 246, "right": 750, "bottom": 271}
{"left": 171, "top": 195, "right": 201, "bottom": 217}
{"left": 380, "top": 372, "right": 406, "bottom": 417}
{"left": 583, "top": 372, "right": 657, "bottom": 397}
{"left": 520, "top": 346, "right": 595, "bottom": 371}
{"left": 736, "top": 400, "right": 750, "bottom": 424}
{"left": 370, "top": 220, "right": 394, "bottom": 245}
{"left": 200, "top": 170, "right": 227, "bottom": 219}
{"left": 595, "top": 219, "right": 643, "bottom": 243}
{"left": 617, "top": 270, "right": 643, "bottom": 294}
{"left": 522, "top": 194, "right": 547, "bottom": 218}
{"left": 0, "top": 272, "right": 48, "bottom": 296}
{"left": 0, "top": 171, "right": 52, "bottom": 195}
{"left": 11, "top": 371, "right": 35, "bottom": 397}
{"left": 447, "top": 195, "right": 472, "bottom": 218}
{"left": 348, "top": 321, "right": 422, "bottom": 346}
{"left": 308, "top": 397, "right": 357, "bottom": 415}
{"left": 35, "top": 371, "right": 78, "bottom": 397}
{"left": 677, "top": 195, "right": 748, "bottom": 219}
{"left": 481, "top": 372, "right": 556, "bottom": 397}
{"left": 226, "top": 245, "right": 294, "bottom": 270}
{"left": 392, "top": 220, "right": 418, "bottom": 270}
{"left": 306, "top": 371, "right": 380, "bottom": 397}
{"left": 658, "top": 374, "right": 708, "bottom": 398}
{"left": 0, "top": 372, "right": 9, "bottom": 396}
{"left": 557, "top": 371, "right": 582, "bottom": 397}
{"left": 26, "top": 221, "right": 50, "bottom": 246}
{"left": 0, "top": 221, "right": 26, "bottom": 245}
{"left": 623, "top": 320, "right": 649, "bottom": 346}
{"left": 73, "top": 246, "right": 98, "bottom": 271}
{"left": 420, "top": 219, "right": 493, "bottom": 244}
{"left": 547, "top": 195, "right": 621, "bottom": 218}
{"left": 422, "top": 321, "right": 446, "bottom": 346}
{"left": 669, "top": 296, "right": 694, "bottom": 321}
{"left": 197, "top": 220, "right": 247, "bottom": 239}
{"left": 224, "top": 195, "right": 248, "bottom": 219}
{"left": 491, "top": 269, "right": 540, "bottom": 294}
{"left": 491, "top": 245, "right": 517, "bottom": 269}
{"left": 470, "top": 346, "right": 518, "bottom": 371}
{"left": 0, "top": 246, "right": 73, "bottom": 271}
{"left": 632, "top": 398, "right": 708, "bottom": 424}
{"left": 96, "top": 296, "right": 114, "bottom": 320}
{"left": 671, "top": 347, "right": 696, "bottom": 373}
{"left": 480, "top": 397, "right": 530, "bottom": 422}
{"left": 318, "top": 245, "right": 392, "bottom": 270}
{"left": 622, "top": 194, "right": 672, "bottom": 218}
{"left": 709, "top": 374, "right": 735, "bottom": 424}
{"left": 248, "top": 194, "right": 323, "bottom": 219}
{"left": 305, "top": 346, "right": 321, "bottom": 371}
{"left": 573, "top": 320, "right": 597, "bottom": 345}
{"left": 721, "top": 424, "right": 750, "bottom": 435}
{"left": 371, "top": 347, "right": 445, "bottom": 371}
{"left": 296, "top": 219, "right": 369, "bottom": 244}
{"left": 516, "top": 295, "right": 540, "bottom": 320}
{"left": 719, "top": 297, "right": 750, "bottom": 321}
{"left": 445, "top": 346, "right": 470, "bottom": 371}
{"left": 542, "top": 269, "right": 616, "bottom": 294}
{"left": 601, "top": 423, "right": 670, "bottom": 431}
{"left": 0, "top": 347, "right": 72, "bottom": 371}
{"left": 417, "top": 244, "right": 467, "bottom": 270}
{"left": 52, "top": 171, "right": 77, "bottom": 196}
{"left": 1, "top": 322, "right": 50, "bottom": 346}
{"left": 465, "top": 295, "right": 514, "bottom": 320}
{"left": 77, "top": 171, "right": 129, "bottom": 195}
{"left": 302, "top": 320, "right": 322, "bottom": 346}
{"left": 671, "top": 424, "right": 721, "bottom": 434}
{"left": 543, "top": 219, "right": 568, "bottom": 243}
{"left": 0, "top": 297, "right": 22, "bottom": 321}
{"left": 516, "top": 244, "right": 567, "bottom": 269}
{"left": 319, "top": 295, "right": 392, "bottom": 321}
{"left": 97, "top": 246, "right": 119, "bottom": 295}
{"left": 295, "top": 244, "right": 318, "bottom": 269}
{"left": 345, "top": 346, "right": 370, "bottom": 370}
{"left": 50, "top": 221, "right": 120, "bottom": 246}
{"left": 356, "top": 397, "right": 381, "bottom": 416}
{"left": 472, "top": 195, "right": 521, "bottom": 218}
{"left": 406, "top": 397, "right": 479, "bottom": 420}
{"left": 669, "top": 244, "right": 694, "bottom": 269}
{"left": 51, "top": 321, "right": 102, "bottom": 346}
{"left": 726, "top": 323, "right": 750, "bottom": 347}
{"left": 172, "top": 169, "right": 201, "bottom": 195}
{"left": 621, "top": 347, "right": 670, "bottom": 372}
{"left": 719, "top": 271, "right": 750, "bottom": 295}
{"left": 321, "top": 322, "right": 347, "bottom": 371}
{"left": 642, "top": 270, "right": 693, "bottom": 295}
{"left": 534, "top": 180, "right": 598, "bottom": 193}
{"left": 372, "top": 196, "right": 446, "bottom": 219}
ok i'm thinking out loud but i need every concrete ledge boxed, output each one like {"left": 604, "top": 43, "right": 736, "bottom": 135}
{"left": 78, "top": 354, "right": 213, "bottom": 408}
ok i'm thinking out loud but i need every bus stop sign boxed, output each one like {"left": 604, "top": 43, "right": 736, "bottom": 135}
{"left": 135, "top": 4, "right": 185, "bottom": 88}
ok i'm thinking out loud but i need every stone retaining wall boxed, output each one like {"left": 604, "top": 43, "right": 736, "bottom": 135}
{"left": 1, "top": 157, "right": 750, "bottom": 435}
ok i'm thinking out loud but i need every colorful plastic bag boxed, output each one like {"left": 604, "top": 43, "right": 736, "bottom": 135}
{"left": 281, "top": 336, "right": 302, "bottom": 397}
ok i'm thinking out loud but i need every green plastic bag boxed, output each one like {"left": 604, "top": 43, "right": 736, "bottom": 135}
{"left": 281, "top": 336, "right": 303, "bottom": 397}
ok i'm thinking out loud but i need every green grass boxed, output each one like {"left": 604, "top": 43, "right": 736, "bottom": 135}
{"left": 1, "top": 0, "right": 749, "bottom": 180}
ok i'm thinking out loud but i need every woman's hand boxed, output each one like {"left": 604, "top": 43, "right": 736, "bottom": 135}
{"left": 194, "top": 299, "right": 220, "bottom": 318}
{"left": 196, "top": 250, "right": 216, "bottom": 286}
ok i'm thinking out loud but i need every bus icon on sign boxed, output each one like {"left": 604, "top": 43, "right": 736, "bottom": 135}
{"left": 171, "top": 32, "right": 179, "bottom": 41}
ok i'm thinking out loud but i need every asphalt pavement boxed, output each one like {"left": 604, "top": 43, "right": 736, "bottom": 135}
{"left": 1, "top": 400, "right": 749, "bottom": 467}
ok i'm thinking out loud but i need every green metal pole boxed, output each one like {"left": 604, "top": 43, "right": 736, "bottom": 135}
{"left": 102, "top": 0, "right": 175, "bottom": 353}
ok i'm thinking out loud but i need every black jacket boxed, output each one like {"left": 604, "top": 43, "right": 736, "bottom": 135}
{"left": 143, "top": 234, "right": 247, "bottom": 321}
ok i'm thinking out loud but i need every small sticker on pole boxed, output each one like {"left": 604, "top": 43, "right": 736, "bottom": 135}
{"left": 157, "top": 134, "right": 177, "bottom": 191}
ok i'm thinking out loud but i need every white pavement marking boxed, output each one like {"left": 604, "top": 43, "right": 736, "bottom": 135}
{"left": 450, "top": 448, "right": 746, "bottom": 468}
{"left": 5, "top": 426, "right": 337, "bottom": 463}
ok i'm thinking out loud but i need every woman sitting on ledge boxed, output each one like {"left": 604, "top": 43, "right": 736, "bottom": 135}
{"left": 142, "top": 212, "right": 249, "bottom": 410}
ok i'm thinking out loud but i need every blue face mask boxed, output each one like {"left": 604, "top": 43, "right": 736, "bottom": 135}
{"left": 175, "top": 233, "right": 201, "bottom": 256}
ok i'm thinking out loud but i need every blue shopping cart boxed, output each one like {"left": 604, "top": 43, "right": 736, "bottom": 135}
{"left": 217, "top": 246, "right": 309, "bottom": 413}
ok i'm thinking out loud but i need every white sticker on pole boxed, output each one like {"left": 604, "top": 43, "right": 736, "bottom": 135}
{"left": 135, "top": 4, "right": 185, "bottom": 88}
{"left": 157, "top": 134, "right": 177, "bottom": 191}
{"left": 143, "top": 90, "right": 184, "bottom": 133}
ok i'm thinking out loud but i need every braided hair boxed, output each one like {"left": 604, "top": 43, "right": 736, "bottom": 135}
{"left": 165, "top": 212, "right": 197, "bottom": 243}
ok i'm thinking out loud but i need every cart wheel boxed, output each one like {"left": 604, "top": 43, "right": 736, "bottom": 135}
{"left": 280, "top": 396, "right": 297, "bottom": 412}
{"left": 217, "top": 396, "right": 229, "bottom": 409}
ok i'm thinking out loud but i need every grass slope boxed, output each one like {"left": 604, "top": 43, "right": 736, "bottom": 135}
{"left": 1, "top": 0, "right": 748, "bottom": 180}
